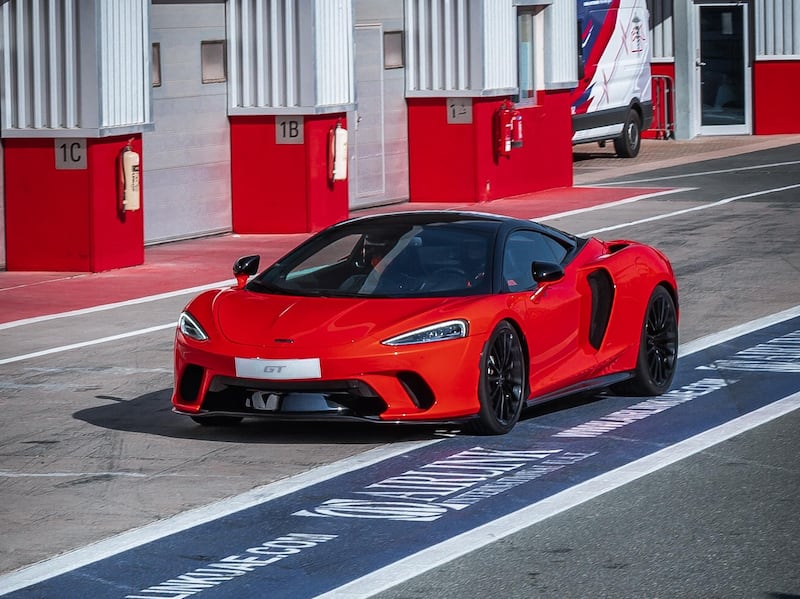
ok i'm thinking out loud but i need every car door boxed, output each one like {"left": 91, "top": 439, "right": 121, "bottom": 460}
{"left": 501, "top": 230, "right": 593, "bottom": 397}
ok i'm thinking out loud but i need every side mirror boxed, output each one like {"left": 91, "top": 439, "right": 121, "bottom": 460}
{"left": 532, "top": 261, "right": 565, "bottom": 284}
{"left": 233, "top": 255, "right": 260, "bottom": 289}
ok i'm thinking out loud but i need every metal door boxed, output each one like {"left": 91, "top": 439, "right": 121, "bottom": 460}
{"left": 696, "top": 3, "right": 752, "bottom": 134}
{"left": 144, "top": 1, "right": 231, "bottom": 243}
{"left": 352, "top": 25, "right": 409, "bottom": 210}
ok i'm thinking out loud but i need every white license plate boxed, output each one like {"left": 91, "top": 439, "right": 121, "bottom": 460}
{"left": 235, "top": 357, "right": 321, "bottom": 380}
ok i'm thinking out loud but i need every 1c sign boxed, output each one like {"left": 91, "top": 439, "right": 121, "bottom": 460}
{"left": 55, "top": 138, "right": 87, "bottom": 170}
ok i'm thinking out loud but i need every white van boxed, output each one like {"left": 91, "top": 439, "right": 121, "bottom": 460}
{"left": 571, "top": 0, "right": 653, "bottom": 158}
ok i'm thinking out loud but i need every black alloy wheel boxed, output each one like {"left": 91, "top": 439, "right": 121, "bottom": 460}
{"left": 467, "top": 321, "right": 526, "bottom": 435}
{"left": 614, "top": 285, "right": 678, "bottom": 396}
{"left": 645, "top": 288, "right": 679, "bottom": 388}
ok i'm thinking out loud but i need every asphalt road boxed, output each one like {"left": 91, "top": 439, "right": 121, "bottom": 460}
{"left": 373, "top": 144, "right": 800, "bottom": 598}
{"left": 0, "top": 141, "right": 798, "bottom": 597}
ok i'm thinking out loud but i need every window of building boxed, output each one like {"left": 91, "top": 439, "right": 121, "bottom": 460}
{"left": 201, "top": 40, "right": 226, "bottom": 83}
{"left": 152, "top": 43, "right": 162, "bottom": 87}
{"left": 516, "top": 7, "right": 544, "bottom": 104}
{"left": 384, "top": 31, "right": 404, "bottom": 69}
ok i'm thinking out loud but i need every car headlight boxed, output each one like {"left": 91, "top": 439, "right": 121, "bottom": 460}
{"left": 382, "top": 320, "right": 468, "bottom": 346}
{"left": 178, "top": 311, "right": 209, "bottom": 341}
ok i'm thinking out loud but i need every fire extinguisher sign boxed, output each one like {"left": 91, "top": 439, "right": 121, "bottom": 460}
{"left": 276, "top": 116, "right": 305, "bottom": 144}
{"left": 54, "top": 138, "right": 87, "bottom": 170}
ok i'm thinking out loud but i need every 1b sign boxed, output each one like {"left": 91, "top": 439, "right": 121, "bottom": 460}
{"left": 276, "top": 116, "right": 304, "bottom": 144}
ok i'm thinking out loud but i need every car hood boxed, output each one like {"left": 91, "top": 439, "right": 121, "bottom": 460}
{"left": 212, "top": 290, "right": 464, "bottom": 348}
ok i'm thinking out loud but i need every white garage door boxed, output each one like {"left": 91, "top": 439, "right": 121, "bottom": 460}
{"left": 144, "top": 1, "right": 231, "bottom": 244}
{"left": 352, "top": 24, "right": 409, "bottom": 210}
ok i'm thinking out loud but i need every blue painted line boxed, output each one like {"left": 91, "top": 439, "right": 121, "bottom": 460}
{"left": 4, "top": 316, "right": 799, "bottom": 599}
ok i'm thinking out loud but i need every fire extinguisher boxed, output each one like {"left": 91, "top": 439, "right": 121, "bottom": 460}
{"left": 495, "top": 101, "right": 514, "bottom": 159}
{"left": 118, "top": 139, "right": 141, "bottom": 215}
{"left": 511, "top": 109, "right": 524, "bottom": 149}
{"left": 495, "top": 100, "right": 524, "bottom": 159}
{"left": 328, "top": 120, "right": 349, "bottom": 184}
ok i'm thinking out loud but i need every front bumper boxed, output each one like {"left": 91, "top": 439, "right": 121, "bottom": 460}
{"left": 171, "top": 333, "right": 484, "bottom": 422}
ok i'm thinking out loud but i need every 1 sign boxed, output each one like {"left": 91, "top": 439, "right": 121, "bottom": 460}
{"left": 276, "top": 116, "right": 304, "bottom": 144}
{"left": 54, "top": 138, "right": 87, "bottom": 170}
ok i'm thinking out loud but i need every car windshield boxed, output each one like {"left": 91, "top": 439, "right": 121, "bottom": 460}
{"left": 250, "top": 220, "right": 496, "bottom": 298}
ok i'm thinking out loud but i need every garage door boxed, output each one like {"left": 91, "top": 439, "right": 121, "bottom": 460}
{"left": 144, "top": 1, "right": 231, "bottom": 243}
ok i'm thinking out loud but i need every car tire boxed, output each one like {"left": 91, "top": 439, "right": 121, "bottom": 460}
{"left": 465, "top": 321, "right": 526, "bottom": 435}
{"left": 614, "top": 285, "right": 678, "bottom": 396}
{"left": 613, "top": 110, "right": 642, "bottom": 158}
{"left": 190, "top": 415, "right": 244, "bottom": 426}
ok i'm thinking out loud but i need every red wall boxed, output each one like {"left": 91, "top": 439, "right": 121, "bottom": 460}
{"left": 407, "top": 91, "right": 573, "bottom": 203}
{"left": 4, "top": 136, "right": 144, "bottom": 272}
{"left": 753, "top": 60, "right": 800, "bottom": 134}
{"left": 230, "top": 114, "right": 349, "bottom": 233}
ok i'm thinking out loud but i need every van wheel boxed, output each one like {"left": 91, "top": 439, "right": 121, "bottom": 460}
{"left": 614, "top": 111, "right": 642, "bottom": 158}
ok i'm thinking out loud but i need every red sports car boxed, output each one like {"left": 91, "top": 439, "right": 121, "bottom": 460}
{"left": 172, "top": 211, "right": 678, "bottom": 434}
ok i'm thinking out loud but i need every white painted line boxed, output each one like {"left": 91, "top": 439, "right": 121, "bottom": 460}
{"left": 0, "top": 280, "right": 232, "bottom": 331}
{"left": 0, "top": 274, "right": 88, "bottom": 293}
{"left": 595, "top": 159, "right": 800, "bottom": 186}
{"left": 0, "top": 471, "right": 148, "bottom": 479}
{"left": 316, "top": 391, "right": 800, "bottom": 599}
{"left": 537, "top": 188, "right": 694, "bottom": 222}
{"left": 679, "top": 305, "right": 800, "bottom": 357}
{"left": 0, "top": 324, "right": 176, "bottom": 366}
{"left": 0, "top": 439, "right": 444, "bottom": 596}
{"left": 581, "top": 183, "right": 800, "bottom": 236}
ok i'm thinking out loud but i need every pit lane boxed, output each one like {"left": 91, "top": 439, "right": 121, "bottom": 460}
{"left": 2, "top": 310, "right": 798, "bottom": 598}
{"left": 1, "top": 139, "right": 798, "bottom": 597}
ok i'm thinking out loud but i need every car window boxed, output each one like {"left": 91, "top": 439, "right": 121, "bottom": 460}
{"left": 285, "top": 234, "right": 361, "bottom": 280}
{"left": 502, "top": 230, "right": 569, "bottom": 292}
{"left": 257, "top": 221, "right": 495, "bottom": 298}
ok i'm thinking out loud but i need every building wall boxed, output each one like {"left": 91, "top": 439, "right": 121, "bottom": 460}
{"left": 0, "top": 142, "right": 5, "bottom": 268}
{"left": 143, "top": 2, "right": 231, "bottom": 244}
{"left": 754, "top": 0, "right": 800, "bottom": 134}
{"left": 408, "top": 91, "right": 573, "bottom": 203}
{"left": 753, "top": 60, "right": 800, "bottom": 134}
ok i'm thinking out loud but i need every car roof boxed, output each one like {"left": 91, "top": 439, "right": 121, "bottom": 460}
{"left": 339, "top": 210, "right": 580, "bottom": 244}
{"left": 342, "top": 210, "right": 533, "bottom": 229}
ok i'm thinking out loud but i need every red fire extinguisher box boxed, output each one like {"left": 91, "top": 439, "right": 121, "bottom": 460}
{"left": 4, "top": 135, "right": 144, "bottom": 272}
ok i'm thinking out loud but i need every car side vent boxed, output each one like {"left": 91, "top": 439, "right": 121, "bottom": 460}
{"left": 587, "top": 270, "right": 615, "bottom": 350}
{"left": 397, "top": 371, "right": 436, "bottom": 410}
{"left": 607, "top": 242, "right": 630, "bottom": 254}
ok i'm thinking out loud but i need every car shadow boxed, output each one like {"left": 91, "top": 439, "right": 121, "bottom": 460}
{"left": 520, "top": 391, "right": 608, "bottom": 422}
{"left": 73, "top": 388, "right": 457, "bottom": 444}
